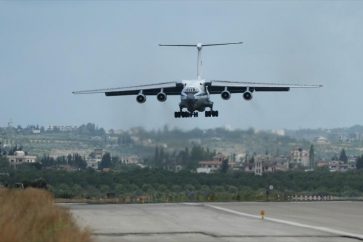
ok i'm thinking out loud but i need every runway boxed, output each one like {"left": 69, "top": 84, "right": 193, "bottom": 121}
{"left": 65, "top": 201, "right": 363, "bottom": 242}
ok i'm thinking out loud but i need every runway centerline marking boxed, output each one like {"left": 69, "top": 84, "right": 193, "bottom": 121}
{"left": 203, "top": 204, "right": 363, "bottom": 241}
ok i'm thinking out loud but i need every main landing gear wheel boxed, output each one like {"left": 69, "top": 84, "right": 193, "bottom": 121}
{"left": 174, "top": 111, "right": 199, "bottom": 118}
{"left": 205, "top": 110, "right": 219, "bottom": 117}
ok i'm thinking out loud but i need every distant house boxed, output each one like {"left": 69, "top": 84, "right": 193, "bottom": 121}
{"left": 314, "top": 136, "right": 329, "bottom": 145}
{"left": 316, "top": 160, "right": 329, "bottom": 169}
{"left": 329, "top": 160, "right": 356, "bottom": 172}
{"left": 243, "top": 154, "right": 281, "bottom": 175}
{"left": 243, "top": 162, "right": 255, "bottom": 173}
{"left": 274, "top": 156, "right": 290, "bottom": 172}
{"left": 32, "top": 129, "right": 41, "bottom": 134}
{"left": 290, "top": 148, "right": 309, "bottom": 167}
{"left": 198, "top": 160, "right": 223, "bottom": 173}
{"left": 254, "top": 154, "right": 276, "bottom": 176}
{"left": 121, "top": 155, "right": 141, "bottom": 165}
{"left": 7, "top": 151, "right": 37, "bottom": 167}
{"left": 197, "top": 153, "right": 231, "bottom": 174}
{"left": 86, "top": 149, "right": 104, "bottom": 169}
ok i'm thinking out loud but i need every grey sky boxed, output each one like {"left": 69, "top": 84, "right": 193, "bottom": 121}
{"left": 0, "top": 1, "right": 362, "bottom": 130}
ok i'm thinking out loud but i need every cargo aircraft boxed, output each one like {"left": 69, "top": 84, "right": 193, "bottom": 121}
{"left": 73, "top": 42, "right": 321, "bottom": 118}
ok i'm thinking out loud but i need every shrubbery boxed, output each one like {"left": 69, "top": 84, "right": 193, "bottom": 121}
{"left": 0, "top": 188, "right": 93, "bottom": 242}
{"left": 1, "top": 168, "right": 363, "bottom": 202}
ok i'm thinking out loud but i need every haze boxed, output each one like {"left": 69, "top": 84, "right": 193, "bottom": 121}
{"left": 1, "top": 1, "right": 362, "bottom": 130}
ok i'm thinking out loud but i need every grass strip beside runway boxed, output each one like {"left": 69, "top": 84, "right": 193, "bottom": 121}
{"left": 0, "top": 188, "right": 93, "bottom": 242}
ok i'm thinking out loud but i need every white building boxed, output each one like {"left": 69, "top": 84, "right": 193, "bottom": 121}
{"left": 7, "top": 151, "right": 37, "bottom": 167}
{"left": 86, "top": 149, "right": 104, "bottom": 169}
{"left": 197, "top": 153, "right": 233, "bottom": 174}
{"left": 290, "top": 148, "right": 310, "bottom": 167}
{"left": 197, "top": 160, "right": 222, "bottom": 173}
{"left": 315, "top": 136, "right": 329, "bottom": 145}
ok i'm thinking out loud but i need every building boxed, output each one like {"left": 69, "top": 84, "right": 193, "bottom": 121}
{"left": 121, "top": 155, "right": 141, "bottom": 165}
{"left": 197, "top": 160, "right": 223, "bottom": 173}
{"left": 274, "top": 156, "right": 290, "bottom": 172}
{"left": 86, "top": 149, "right": 104, "bottom": 169}
{"left": 290, "top": 148, "right": 310, "bottom": 167}
{"left": 47, "top": 125, "right": 77, "bottom": 132}
{"left": 254, "top": 154, "right": 276, "bottom": 176}
{"left": 197, "top": 153, "right": 231, "bottom": 173}
{"left": 7, "top": 151, "right": 37, "bottom": 167}
{"left": 329, "top": 160, "right": 356, "bottom": 172}
{"left": 314, "top": 136, "right": 329, "bottom": 145}
{"left": 242, "top": 154, "right": 284, "bottom": 175}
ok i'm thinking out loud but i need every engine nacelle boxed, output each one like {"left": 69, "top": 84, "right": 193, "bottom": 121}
{"left": 221, "top": 90, "right": 231, "bottom": 100}
{"left": 136, "top": 94, "right": 146, "bottom": 103}
{"left": 243, "top": 91, "right": 253, "bottom": 101}
{"left": 156, "top": 92, "right": 167, "bottom": 102}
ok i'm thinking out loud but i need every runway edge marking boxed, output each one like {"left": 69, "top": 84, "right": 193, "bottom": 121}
{"left": 204, "top": 204, "right": 363, "bottom": 240}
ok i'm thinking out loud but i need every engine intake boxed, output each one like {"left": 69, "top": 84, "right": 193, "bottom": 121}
{"left": 221, "top": 90, "right": 231, "bottom": 100}
{"left": 136, "top": 94, "right": 146, "bottom": 103}
{"left": 243, "top": 91, "right": 253, "bottom": 101}
{"left": 157, "top": 92, "right": 167, "bottom": 102}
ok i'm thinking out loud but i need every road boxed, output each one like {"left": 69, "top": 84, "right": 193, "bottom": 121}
{"left": 64, "top": 201, "right": 363, "bottom": 242}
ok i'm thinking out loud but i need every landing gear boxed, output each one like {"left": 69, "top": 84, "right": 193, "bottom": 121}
{"left": 174, "top": 111, "right": 198, "bottom": 118}
{"left": 174, "top": 110, "right": 218, "bottom": 118}
{"left": 205, "top": 110, "right": 218, "bottom": 117}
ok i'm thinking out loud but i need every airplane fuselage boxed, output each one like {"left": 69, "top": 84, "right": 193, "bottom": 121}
{"left": 179, "top": 80, "right": 213, "bottom": 113}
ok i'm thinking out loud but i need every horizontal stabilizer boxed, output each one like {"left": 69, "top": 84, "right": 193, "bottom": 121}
{"left": 159, "top": 42, "right": 243, "bottom": 47}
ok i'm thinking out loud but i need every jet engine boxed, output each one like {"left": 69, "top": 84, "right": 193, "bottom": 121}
{"left": 221, "top": 90, "right": 231, "bottom": 100}
{"left": 156, "top": 92, "right": 167, "bottom": 102}
{"left": 136, "top": 94, "right": 146, "bottom": 103}
{"left": 243, "top": 91, "right": 253, "bottom": 101}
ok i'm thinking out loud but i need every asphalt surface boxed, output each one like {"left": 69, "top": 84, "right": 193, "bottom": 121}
{"left": 64, "top": 201, "right": 363, "bottom": 242}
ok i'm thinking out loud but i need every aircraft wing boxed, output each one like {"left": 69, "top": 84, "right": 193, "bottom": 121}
{"left": 208, "top": 80, "right": 322, "bottom": 94}
{"left": 72, "top": 82, "right": 183, "bottom": 96}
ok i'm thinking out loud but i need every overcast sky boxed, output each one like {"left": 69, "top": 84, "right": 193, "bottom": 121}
{"left": 0, "top": 1, "right": 362, "bottom": 131}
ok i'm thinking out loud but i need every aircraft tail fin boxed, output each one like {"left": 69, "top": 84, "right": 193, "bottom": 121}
{"left": 159, "top": 42, "right": 243, "bottom": 80}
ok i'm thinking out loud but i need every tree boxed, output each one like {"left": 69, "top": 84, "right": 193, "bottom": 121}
{"left": 309, "top": 145, "right": 315, "bottom": 169}
{"left": 0, "top": 156, "right": 9, "bottom": 170}
{"left": 99, "top": 153, "right": 112, "bottom": 170}
{"left": 356, "top": 155, "right": 363, "bottom": 170}
{"left": 71, "top": 153, "right": 87, "bottom": 169}
{"left": 339, "top": 149, "right": 348, "bottom": 163}
{"left": 220, "top": 159, "right": 229, "bottom": 173}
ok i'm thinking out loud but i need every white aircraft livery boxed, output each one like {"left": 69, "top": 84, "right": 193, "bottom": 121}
{"left": 73, "top": 42, "right": 322, "bottom": 118}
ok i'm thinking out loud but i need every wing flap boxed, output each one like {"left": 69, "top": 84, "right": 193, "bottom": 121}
{"left": 254, "top": 87, "right": 290, "bottom": 92}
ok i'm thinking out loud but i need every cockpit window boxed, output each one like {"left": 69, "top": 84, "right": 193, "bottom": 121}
{"left": 185, "top": 87, "right": 198, "bottom": 93}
